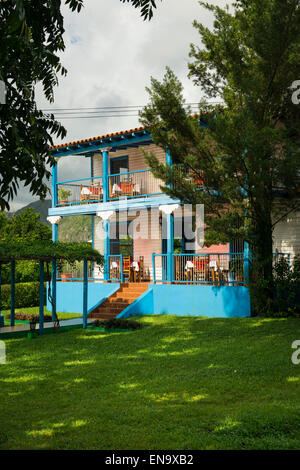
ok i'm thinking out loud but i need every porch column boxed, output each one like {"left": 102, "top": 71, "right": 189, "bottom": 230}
{"left": 47, "top": 216, "right": 62, "bottom": 243}
{"left": 10, "top": 260, "right": 15, "bottom": 327}
{"left": 52, "top": 159, "right": 58, "bottom": 208}
{"left": 51, "top": 259, "right": 57, "bottom": 322}
{"left": 243, "top": 241, "right": 250, "bottom": 284}
{"left": 83, "top": 259, "right": 88, "bottom": 328}
{"left": 102, "top": 147, "right": 111, "bottom": 203}
{"left": 39, "top": 261, "right": 44, "bottom": 335}
{"left": 229, "top": 241, "right": 234, "bottom": 284}
{"left": 0, "top": 264, "right": 3, "bottom": 329}
{"left": 96, "top": 211, "right": 114, "bottom": 281}
{"left": 47, "top": 216, "right": 62, "bottom": 320}
{"left": 166, "top": 147, "right": 173, "bottom": 166}
{"left": 0, "top": 264, "right": 1, "bottom": 315}
{"left": 159, "top": 204, "right": 179, "bottom": 283}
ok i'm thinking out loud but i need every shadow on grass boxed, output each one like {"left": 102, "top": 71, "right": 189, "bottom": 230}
{"left": 1, "top": 315, "right": 300, "bottom": 449}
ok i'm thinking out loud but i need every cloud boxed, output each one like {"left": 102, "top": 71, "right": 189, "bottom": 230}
{"left": 11, "top": 0, "right": 231, "bottom": 211}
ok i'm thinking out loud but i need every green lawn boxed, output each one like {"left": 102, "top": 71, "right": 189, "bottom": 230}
{"left": 3, "top": 306, "right": 80, "bottom": 325}
{"left": 1, "top": 314, "right": 300, "bottom": 450}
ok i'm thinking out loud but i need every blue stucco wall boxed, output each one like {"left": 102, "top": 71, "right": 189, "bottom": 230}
{"left": 118, "top": 284, "right": 251, "bottom": 318}
{"left": 51, "top": 282, "right": 251, "bottom": 318}
{"left": 47, "top": 282, "right": 120, "bottom": 314}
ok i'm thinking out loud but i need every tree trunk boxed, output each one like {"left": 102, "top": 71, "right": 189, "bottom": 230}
{"left": 250, "top": 210, "right": 275, "bottom": 315}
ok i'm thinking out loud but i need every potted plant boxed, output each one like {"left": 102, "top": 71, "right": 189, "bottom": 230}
{"left": 58, "top": 260, "right": 75, "bottom": 282}
{"left": 28, "top": 319, "right": 37, "bottom": 339}
{"left": 58, "top": 187, "right": 71, "bottom": 206}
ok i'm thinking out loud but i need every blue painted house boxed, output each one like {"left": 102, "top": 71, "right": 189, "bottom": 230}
{"left": 47, "top": 125, "right": 259, "bottom": 319}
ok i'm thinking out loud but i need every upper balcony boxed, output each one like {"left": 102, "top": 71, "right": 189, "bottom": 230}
{"left": 50, "top": 126, "right": 174, "bottom": 213}
{"left": 56, "top": 168, "right": 164, "bottom": 207}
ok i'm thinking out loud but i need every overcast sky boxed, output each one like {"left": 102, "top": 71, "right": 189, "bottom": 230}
{"left": 11, "top": 0, "right": 229, "bottom": 211}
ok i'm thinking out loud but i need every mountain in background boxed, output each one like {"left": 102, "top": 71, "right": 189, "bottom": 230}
{"left": 15, "top": 199, "right": 51, "bottom": 225}
{"left": 14, "top": 199, "right": 91, "bottom": 242}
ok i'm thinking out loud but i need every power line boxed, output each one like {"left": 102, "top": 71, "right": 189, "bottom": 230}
{"left": 41, "top": 101, "right": 223, "bottom": 113}
{"left": 57, "top": 114, "right": 143, "bottom": 119}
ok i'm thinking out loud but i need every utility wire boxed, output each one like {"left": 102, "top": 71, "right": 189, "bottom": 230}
{"left": 41, "top": 101, "right": 223, "bottom": 113}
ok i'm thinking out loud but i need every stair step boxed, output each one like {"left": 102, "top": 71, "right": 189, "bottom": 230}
{"left": 95, "top": 303, "right": 129, "bottom": 311}
{"left": 88, "top": 283, "right": 149, "bottom": 318}
{"left": 90, "top": 313, "right": 117, "bottom": 319}
{"left": 111, "top": 293, "right": 145, "bottom": 300}
{"left": 96, "top": 306, "right": 124, "bottom": 313}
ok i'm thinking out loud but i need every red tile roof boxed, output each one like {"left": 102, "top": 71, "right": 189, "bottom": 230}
{"left": 50, "top": 126, "right": 147, "bottom": 151}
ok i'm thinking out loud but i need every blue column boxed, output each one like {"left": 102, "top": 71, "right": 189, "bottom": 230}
{"left": 52, "top": 223, "right": 58, "bottom": 242}
{"left": 52, "top": 161, "right": 58, "bottom": 208}
{"left": 0, "top": 263, "right": 3, "bottom": 326}
{"left": 102, "top": 150, "right": 109, "bottom": 202}
{"left": 0, "top": 263, "right": 1, "bottom": 315}
{"left": 243, "top": 241, "right": 250, "bottom": 284}
{"left": 120, "top": 254, "right": 124, "bottom": 283}
{"left": 91, "top": 216, "right": 94, "bottom": 248}
{"left": 83, "top": 259, "right": 88, "bottom": 328}
{"left": 152, "top": 253, "right": 156, "bottom": 284}
{"left": 10, "top": 260, "right": 15, "bottom": 327}
{"left": 51, "top": 260, "right": 57, "bottom": 322}
{"left": 229, "top": 241, "right": 234, "bottom": 284}
{"left": 90, "top": 155, "right": 94, "bottom": 178}
{"left": 166, "top": 148, "right": 173, "bottom": 190}
{"left": 51, "top": 222, "right": 58, "bottom": 322}
{"left": 167, "top": 213, "right": 174, "bottom": 282}
{"left": 104, "top": 219, "right": 110, "bottom": 280}
{"left": 39, "top": 261, "right": 44, "bottom": 335}
{"left": 166, "top": 148, "right": 173, "bottom": 166}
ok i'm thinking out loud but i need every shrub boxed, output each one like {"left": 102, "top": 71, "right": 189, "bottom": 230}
{"left": 5, "top": 312, "right": 52, "bottom": 322}
{"left": 0, "top": 282, "right": 46, "bottom": 309}
{"left": 272, "top": 255, "right": 300, "bottom": 317}
{"left": 92, "top": 318, "right": 143, "bottom": 330}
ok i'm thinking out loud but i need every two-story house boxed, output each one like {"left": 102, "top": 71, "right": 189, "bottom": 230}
{"left": 47, "top": 125, "right": 298, "bottom": 319}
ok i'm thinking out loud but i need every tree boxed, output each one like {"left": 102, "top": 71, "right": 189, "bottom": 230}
{"left": 140, "top": 0, "right": 300, "bottom": 314}
{"left": 0, "top": 208, "right": 51, "bottom": 283}
{"left": 0, "top": 0, "right": 84, "bottom": 211}
{"left": 0, "top": 0, "right": 160, "bottom": 211}
{"left": 121, "top": 0, "right": 161, "bottom": 20}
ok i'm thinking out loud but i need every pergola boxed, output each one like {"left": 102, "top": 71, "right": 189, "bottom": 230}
{"left": 0, "top": 241, "right": 103, "bottom": 333}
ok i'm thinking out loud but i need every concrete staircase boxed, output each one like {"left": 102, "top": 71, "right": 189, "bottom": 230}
{"left": 88, "top": 282, "right": 149, "bottom": 320}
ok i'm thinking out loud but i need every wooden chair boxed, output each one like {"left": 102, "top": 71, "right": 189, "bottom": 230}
{"left": 138, "top": 256, "right": 144, "bottom": 282}
{"left": 89, "top": 183, "right": 102, "bottom": 201}
{"left": 194, "top": 256, "right": 209, "bottom": 282}
{"left": 123, "top": 256, "right": 131, "bottom": 281}
{"left": 119, "top": 178, "right": 134, "bottom": 197}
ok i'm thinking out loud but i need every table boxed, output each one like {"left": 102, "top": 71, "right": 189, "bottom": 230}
{"left": 110, "top": 261, "right": 119, "bottom": 279}
{"left": 81, "top": 185, "right": 103, "bottom": 201}
{"left": 111, "top": 183, "right": 141, "bottom": 197}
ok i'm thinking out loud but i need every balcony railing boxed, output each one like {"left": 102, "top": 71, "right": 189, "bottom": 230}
{"left": 152, "top": 252, "right": 291, "bottom": 285}
{"left": 56, "top": 177, "right": 103, "bottom": 206}
{"left": 108, "top": 169, "right": 163, "bottom": 199}
{"left": 153, "top": 253, "right": 245, "bottom": 285}
{"left": 55, "top": 169, "right": 164, "bottom": 207}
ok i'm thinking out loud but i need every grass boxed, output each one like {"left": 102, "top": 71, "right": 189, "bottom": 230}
{"left": 2, "top": 306, "right": 80, "bottom": 325}
{"left": 1, "top": 314, "right": 300, "bottom": 450}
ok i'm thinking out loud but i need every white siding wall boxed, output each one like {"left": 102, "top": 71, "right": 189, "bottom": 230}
{"left": 93, "top": 215, "right": 104, "bottom": 279}
{"left": 273, "top": 210, "right": 300, "bottom": 263}
{"left": 92, "top": 153, "right": 102, "bottom": 177}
